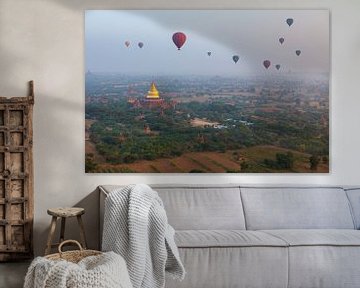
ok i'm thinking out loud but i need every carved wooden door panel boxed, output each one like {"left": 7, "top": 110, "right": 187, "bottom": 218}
{"left": 0, "top": 82, "right": 34, "bottom": 261}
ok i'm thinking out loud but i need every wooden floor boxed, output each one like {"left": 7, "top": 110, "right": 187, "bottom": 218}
{"left": 0, "top": 261, "right": 30, "bottom": 288}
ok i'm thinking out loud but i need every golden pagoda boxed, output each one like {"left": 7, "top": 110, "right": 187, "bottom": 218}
{"left": 145, "top": 82, "right": 160, "bottom": 100}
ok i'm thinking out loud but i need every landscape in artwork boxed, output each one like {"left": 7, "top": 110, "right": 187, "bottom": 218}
{"left": 85, "top": 10, "right": 329, "bottom": 173}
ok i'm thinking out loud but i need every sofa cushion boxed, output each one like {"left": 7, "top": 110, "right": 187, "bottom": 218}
{"left": 175, "top": 230, "right": 288, "bottom": 248}
{"left": 287, "top": 246, "right": 360, "bottom": 288}
{"left": 100, "top": 185, "right": 246, "bottom": 230}
{"left": 345, "top": 188, "right": 360, "bottom": 229}
{"left": 261, "top": 230, "right": 360, "bottom": 288}
{"left": 165, "top": 246, "right": 288, "bottom": 288}
{"left": 262, "top": 229, "right": 360, "bottom": 246}
{"left": 241, "top": 187, "right": 355, "bottom": 230}
{"left": 154, "top": 186, "right": 246, "bottom": 230}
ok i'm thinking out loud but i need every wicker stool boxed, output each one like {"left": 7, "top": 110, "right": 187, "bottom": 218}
{"left": 45, "top": 207, "right": 87, "bottom": 255}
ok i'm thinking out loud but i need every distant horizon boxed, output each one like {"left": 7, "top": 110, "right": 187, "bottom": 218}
{"left": 86, "top": 71, "right": 330, "bottom": 81}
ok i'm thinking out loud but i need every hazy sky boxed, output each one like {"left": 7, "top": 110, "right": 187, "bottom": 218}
{"left": 85, "top": 10, "right": 329, "bottom": 76}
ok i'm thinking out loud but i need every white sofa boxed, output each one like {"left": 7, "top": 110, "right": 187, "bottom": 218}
{"left": 99, "top": 185, "right": 360, "bottom": 288}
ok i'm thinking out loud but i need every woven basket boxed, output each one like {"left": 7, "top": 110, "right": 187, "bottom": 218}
{"left": 45, "top": 240, "right": 102, "bottom": 263}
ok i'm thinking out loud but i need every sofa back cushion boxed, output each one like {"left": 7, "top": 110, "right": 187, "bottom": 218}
{"left": 153, "top": 185, "right": 246, "bottom": 230}
{"left": 345, "top": 188, "right": 360, "bottom": 229}
{"left": 240, "top": 187, "right": 355, "bottom": 230}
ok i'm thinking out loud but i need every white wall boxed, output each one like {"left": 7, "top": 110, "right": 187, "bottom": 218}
{"left": 0, "top": 0, "right": 359, "bottom": 256}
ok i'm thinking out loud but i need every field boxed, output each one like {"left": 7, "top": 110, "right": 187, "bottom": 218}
{"left": 85, "top": 143, "right": 328, "bottom": 173}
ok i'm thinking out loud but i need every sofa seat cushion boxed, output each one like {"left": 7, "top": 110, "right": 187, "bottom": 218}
{"left": 166, "top": 246, "right": 289, "bottom": 288}
{"left": 175, "top": 230, "right": 288, "bottom": 248}
{"left": 262, "top": 229, "right": 360, "bottom": 246}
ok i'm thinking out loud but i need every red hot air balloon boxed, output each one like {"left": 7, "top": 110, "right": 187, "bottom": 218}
{"left": 275, "top": 64, "right": 281, "bottom": 70}
{"left": 172, "top": 32, "right": 187, "bottom": 50}
{"left": 279, "top": 37, "right": 285, "bottom": 44}
{"left": 138, "top": 42, "right": 144, "bottom": 48}
{"left": 286, "top": 18, "right": 294, "bottom": 27}
{"left": 296, "top": 50, "right": 301, "bottom": 56}
{"left": 263, "top": 60, "right": 271, "bottom": 69}
{"left": 125, "top": 41, "right": 130, "bottom": 47}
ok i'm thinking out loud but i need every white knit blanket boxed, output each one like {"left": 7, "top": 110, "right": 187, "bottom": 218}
{"left": 102, "top": 184, "right": 185, "bottom": 288}
{"left": 24, "top": 251, "right": 133, "bottom": 288}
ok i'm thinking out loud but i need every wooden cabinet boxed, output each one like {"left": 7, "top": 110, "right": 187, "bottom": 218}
{"left": 0, "top": 81, "right": 34, "bottom": 261}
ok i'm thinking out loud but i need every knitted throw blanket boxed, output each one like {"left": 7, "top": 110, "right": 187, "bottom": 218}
{"left": 102, "top": 184, "right": 185, "bottom": 288}
{"left": 24, "top": 251, "right": 133, "bottom": 288}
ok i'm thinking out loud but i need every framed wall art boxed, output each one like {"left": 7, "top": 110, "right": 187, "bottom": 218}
{"left": 85, "top": 10, "right": 329, "bottom": 173}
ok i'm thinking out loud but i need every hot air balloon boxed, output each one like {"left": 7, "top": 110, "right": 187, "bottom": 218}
{"left": 138, "top": 42, "right": 144, "bottom": 48}
{"left": 125, "top": 41, "right": 130, "bottom": 47}
{"left": 275, "top": 64, "right": 281, "bottom": 70}
{"left": 279, "top": 37, "right": 285, "bottom": 44}
{"left": 286, "top": 18, "right": 294, "bottom": 27}
{"left": 232, "top": 55, "right": 239, "bottom": 64}
{"left": 296, "top": 50, "right": 301, "bottom": 56}
{"left": 207, "top": 51, "right": 211, "bottom": 56}
{"left": 172, "top": 32, "right": 187, "bottom": 50}
{"left": 263, "top": 60, "right": 271, "bottom": 69}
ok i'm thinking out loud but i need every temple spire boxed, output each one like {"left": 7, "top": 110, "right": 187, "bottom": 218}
{"left": 146, "top": 82, "right": 160, "bottom": 99}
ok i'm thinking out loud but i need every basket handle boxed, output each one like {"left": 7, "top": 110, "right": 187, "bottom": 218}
{"left": 58, "top": 240, "right": 83, "bottom": 255}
